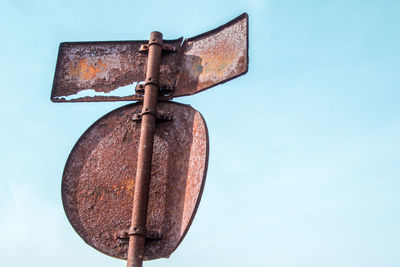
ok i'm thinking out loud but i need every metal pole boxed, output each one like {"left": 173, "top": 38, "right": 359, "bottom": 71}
{"left": 127, "top": 31, "right": 163, "bottom": 267}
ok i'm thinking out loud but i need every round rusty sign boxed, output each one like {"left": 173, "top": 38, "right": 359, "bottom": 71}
{"left": 62, "top": 101, "right": 208, "bottom": 260}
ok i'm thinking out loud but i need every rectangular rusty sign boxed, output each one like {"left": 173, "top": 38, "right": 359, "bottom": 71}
{"left": 51, "top": 13, "right": 248, "bottom": 102}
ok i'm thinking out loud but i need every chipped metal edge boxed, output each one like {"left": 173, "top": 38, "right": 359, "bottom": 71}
{"left": 51, "top": 39, "right": 183, "bottom": 103}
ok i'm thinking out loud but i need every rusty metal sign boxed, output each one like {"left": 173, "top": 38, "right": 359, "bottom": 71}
{"left": 51, "top": 13, "right": 248, "bottom": 102}
{"left": 62, "top": 101, "right": 208, "bottom": 260}
{"left": 53, "top": 12, "right": 249, "bottom": 267}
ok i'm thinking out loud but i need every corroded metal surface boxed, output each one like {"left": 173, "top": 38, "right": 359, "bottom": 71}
{"left": 51, "top": 39, "right": 182, "bottom": 102}
{"left": 175, "top": 13, "right": 248, "bottom": 96}
{"left": 51, "top": 13, "right": 248, "bottom": 102}
{"left": 127, "top": 31, "right": 163, "bottom": 267}
{"left": 62, "top": 101, "right": 208, "bottom": 260}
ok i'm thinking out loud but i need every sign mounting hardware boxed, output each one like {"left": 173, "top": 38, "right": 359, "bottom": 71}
{"left": 52, "top": 12, "right": 248, "bottom": 267}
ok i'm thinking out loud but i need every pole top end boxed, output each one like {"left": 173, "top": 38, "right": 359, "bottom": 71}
{"left": 150, "top": 31, "right": 163, "bottom": 40}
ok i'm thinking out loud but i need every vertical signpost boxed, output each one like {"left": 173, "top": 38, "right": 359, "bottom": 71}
{"left": 52, "top": 13, "right": 248, "bottom": 267}
{"left": 127, "top": 31, "right": 163, "bottom": 267}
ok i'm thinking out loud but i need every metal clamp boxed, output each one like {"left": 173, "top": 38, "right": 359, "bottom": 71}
{"left": 129, "top": 225, "right": 146, "bottom": 236}
{"left": 132, "top": 111, "right": 172, "bottom": 122}
{"left": 135, "top": 83, "right": 174, "bottom": 97}
{"left": 139, "top": 43, "right": 176, "bottom": 53}
{"left": 115, "top": 228, "right": 162, "bottom": 245}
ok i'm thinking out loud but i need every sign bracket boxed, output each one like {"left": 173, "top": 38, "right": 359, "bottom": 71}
{"left": 134, "top": 83, "right": 174, "bottom": 99}
{"left": 131, "top": 111, "right": 172, "bottom": 122}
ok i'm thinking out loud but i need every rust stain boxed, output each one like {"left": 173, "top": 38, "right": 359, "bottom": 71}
{"left": 69, "top": 58, "right": 108, "bottom": 80}
{"left": 201, "top": 50, "right": 236, "bottom": 78}
{"left": 125, "top": 178, "right": 135, "bottom": 197}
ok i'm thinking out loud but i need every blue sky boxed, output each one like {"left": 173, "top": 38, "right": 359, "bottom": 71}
{"left": 1, "top": 0, "right": 400, "bottom": 266}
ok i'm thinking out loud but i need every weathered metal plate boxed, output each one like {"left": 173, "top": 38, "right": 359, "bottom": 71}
{"left": 51, "top": 39, "right": 182, "bottom": 102}
{"left": 51, "top": 13, "right": 248, "bottom": 102}
{"left": 174, "top": 13, "right": 248, "bottom": 96}
{"left": 62, "top": 101, "right": 208, "bottom": 260}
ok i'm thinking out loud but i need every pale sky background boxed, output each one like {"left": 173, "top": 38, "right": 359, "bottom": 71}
{"left": 1, "top": 0, "right": 400, "bottom": 267}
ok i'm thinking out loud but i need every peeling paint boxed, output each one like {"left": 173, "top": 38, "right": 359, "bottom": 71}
{"left": 55, "top": 82, "right": 139, "bottom": 101}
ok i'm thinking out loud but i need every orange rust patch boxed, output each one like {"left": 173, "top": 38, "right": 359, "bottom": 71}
{"left": 69, "top": 58, "right": 108, "bottom": 80}
{"left": 125, "top": 178, "right": 135, "bottom": 197}
{"left": 201, "top": 50, "right": 235, "bottom": 78}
